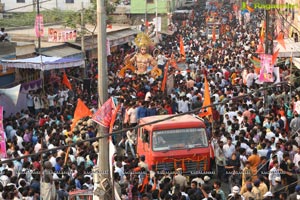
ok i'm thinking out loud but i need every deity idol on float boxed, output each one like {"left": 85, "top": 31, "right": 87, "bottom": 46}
{"left": 119, "top": 32, "right": 161, "bottom": 78}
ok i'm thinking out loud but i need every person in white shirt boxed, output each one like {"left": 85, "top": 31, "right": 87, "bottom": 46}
{"left": 223, "top": 137, "right": 235, "bottom": 161}
{"left": 268, "top": 160, "right": 281, "bottom": 190}
{"left": 47, "top": 92, "right": 57, "bottom": 111}
{"left": 293, "top": 147, "right": 300, "bottom": 168}
{"left": 125, "top": 129, "right": 137, "bottom": 158}
{"left": 127, "top": 104, "right": 138, "bottom": 127}
{"left": 26, "top": 91, "right": 34, "bottom": 114}
{"left": 114, "top": 161, "right": 125, "bottom": 184}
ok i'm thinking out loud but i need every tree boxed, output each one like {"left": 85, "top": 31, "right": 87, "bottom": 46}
{"left": 65, "top": 0, "right": 119, "bottom": 36}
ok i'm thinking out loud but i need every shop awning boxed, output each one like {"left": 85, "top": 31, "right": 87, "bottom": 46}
{"left": 275, "top": 38, "right": 300, "bottom": 57}
{"left": 41, "top": 46, "right": 83, "bottom": 58}
{"left": 107, "top": 28, "right": 138, "bottom": 47}
{"left": 293, "top": 57, "right": 300, "bottom": 70}
{"left": 1, "top": 55, "right": 84, "bottom": 71}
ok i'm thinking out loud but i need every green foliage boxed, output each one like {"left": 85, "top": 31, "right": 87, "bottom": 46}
{"left": 0, "top": 0, "right": 119, "bottom": 29}
{"left": 64, "top": 0, "right": 120, "bottom": 35}
{"left": 0, "top": 9, "right": 74, "bottom": 28}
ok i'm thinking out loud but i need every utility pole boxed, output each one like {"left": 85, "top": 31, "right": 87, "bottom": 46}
{"left": 145, "top": 0, "right": 148, "bottom": 26}
{"left": 37, "top": 0, "right": 41, "bottom": 50}
{"left": 81, "top": 2, "right": 86, "bottom": 79}
{"left": 94, "top": 0, "right": 109, "bottom": 199}
{"left": 263, "top": 0, "right": 275, "bottom": 114}
{"left": 155, "top": 0, "right": 158, "bottom": 40}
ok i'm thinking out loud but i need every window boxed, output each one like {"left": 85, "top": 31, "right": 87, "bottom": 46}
{"left": 147, "top": 0, "right": 154, "bottom": 3}
{"left": 66, "top": 0, "right": 74, "bottom": 3}
{"left": 17, "top": 0, "right": 25, "bottom": 3}
{"left": 152, "top": 128, "right": 208, "bottom": 151}
{"left": 141, "top": 128, "right": 149, "bottom": 143}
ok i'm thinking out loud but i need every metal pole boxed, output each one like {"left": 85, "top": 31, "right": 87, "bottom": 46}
{"left": 145, "top": 0, "right": 147, "bottom": 26}
{"left": 37, "top": 0, "right": 41, "bottom": 50}
{"left": 290, "top": 49, "right": 293, "bottom": 101}
{"left": 95, "top": 0, "right": 109, "bottom": 199}
{"left": 81, "top": 2, "right": 86, "bottom": 79}
{"left": 155, "top": 0, "right": 158, "bottom": 40}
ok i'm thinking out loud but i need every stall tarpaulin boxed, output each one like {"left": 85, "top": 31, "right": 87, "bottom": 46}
{"left": 0, "top": 56, "right": 84, "bottom": 71}
{"left": 0, "top": 106, "right": 7, "bottom": 158}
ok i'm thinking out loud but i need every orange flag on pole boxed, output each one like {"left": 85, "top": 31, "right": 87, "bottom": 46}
{"left": 256, "top": 42, "right": 264, "bottom": 54}
{"left": 179, "top": 35, "right": 186, "bottom": 59}
{"left": 277, "top": 31, "right": 286, "bottom": 49}
{"left": 139, "top": 174, "right": 149, "bottom": 193}
{"left": 109, "top": 104, "right": 120, "bottom": 133}
{"left": 212, "top": 26, "right": 216, "bottom": 42}
{"left": 161, "top": 61, "right": 169, "bottom": 92}
{"left": 199, "top": 77, "right": 212, "bottom": 118}
{"left": 260, "top": 21, "right": 265, "bottom": 43}
{"left": 62, "top": 72, "right": 72, "bottom": 90}
{"left": 70, "top": 98, "right": 92, "bottom": 131}
{"left": 272, "top": 49, "right": 279, "bottom": 65}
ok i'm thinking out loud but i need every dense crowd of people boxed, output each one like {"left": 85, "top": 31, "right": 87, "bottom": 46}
{"left": 1, "top": 0, "right": 300, "bottom": 199}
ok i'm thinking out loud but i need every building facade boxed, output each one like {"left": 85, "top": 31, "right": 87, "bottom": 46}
{"left": 1, "top": 0, "right": 92, "bottom": 12}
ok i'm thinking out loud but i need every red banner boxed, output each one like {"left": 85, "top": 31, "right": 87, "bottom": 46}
{"left": 92, "top": 97, "right": 115, "bottom": 128}
{"left": 35, "top": 15, "right": 44, "bottom": 38}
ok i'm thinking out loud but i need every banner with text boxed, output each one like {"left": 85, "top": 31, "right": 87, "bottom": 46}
{"left": 35, "top": 15, "right": 44, "bottom": 38}
{"left": 48, "top": 28, "right": 77, "bottom": 43}
{"left": 259, "top": 54, "right": 274, "bottom": 82}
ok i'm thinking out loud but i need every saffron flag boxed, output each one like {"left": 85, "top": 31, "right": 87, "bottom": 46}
{"left": 92, "top": 97, "right": 117, "bottom": 128}
{"left": 256, "top": 42, "right": 264, "bottom": 53}
{"left": 62, "top": 72, "right": 72, "bottom": 90}
{"left": 179, "top": 35, "right": 186, "bottom": 59}
{"left": 109, "top": 104, "right": 120, "bottom": 133}
{"left": 70, "top": 98, "right": 92, "bottom": 131}
{"left": 199, "top": 77, "right": 212, "bottom": 118}
{"left": 212, "top": 26, "right": 216, "bottom": 42}
{"left": 107, "top": 24, "right": 112, "bottom": 29}
{"left": 161, "top": 61, "right": 169, "bottom": 92}
{"left": 277, "top": 32, "right": 286, "bottom": 49}
{"left": 139, "top": 174, "right": 149, "bottom": 193}
{"left": 246, "top": 5, "right": 254, "bottom": 12}
{"left": 260, "top": 21, "right": 265, "bottom": 43}
{"left": 272, "top": 49, "right": 279, "bottom": 65}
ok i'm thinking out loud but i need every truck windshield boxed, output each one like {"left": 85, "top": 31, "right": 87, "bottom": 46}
{"left": 152, "top": 128, "right": 208, "bottom": 151}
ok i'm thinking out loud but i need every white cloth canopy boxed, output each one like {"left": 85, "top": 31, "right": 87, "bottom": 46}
{"left": 1, "top": 55, "right": 84, "bottom": 71}
{"left": 274, "top": 38, "right": 300, "bottom": 57}
{"left": 293, "top": 57, "right": 300, "bottom": 70}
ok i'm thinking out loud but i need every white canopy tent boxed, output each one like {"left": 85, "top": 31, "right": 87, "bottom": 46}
{"left": 274, "top": 38, "right": 300, "bottom": 58}
{"left": 0, "top": 55, "right": 84, "bottom": 71}
{"left": 293, "top": 57, "right": 300, "bottom": 69}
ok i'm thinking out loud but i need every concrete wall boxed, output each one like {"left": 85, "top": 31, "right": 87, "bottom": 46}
{"left": 130, "top": 0, "right": 178, "bottom": 14}
{"left": 2, "top": 0, "right": 92, "bottom": 12}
